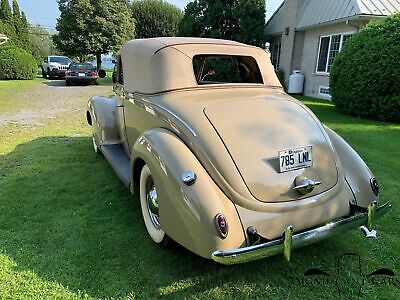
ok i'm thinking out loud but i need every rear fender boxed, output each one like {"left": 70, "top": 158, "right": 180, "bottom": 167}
{"left": 87, "top": 96, "right": 120, "bottom": 146}
{"left": 324, "top": 126, "right": 378, "bottom": 208}
{"left": 131, "top": 128, "right": 245, "bottom": 259}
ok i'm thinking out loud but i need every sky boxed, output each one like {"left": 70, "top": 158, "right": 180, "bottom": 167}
{"left": 17, "top": 0, "right": 283, "bottom": 31}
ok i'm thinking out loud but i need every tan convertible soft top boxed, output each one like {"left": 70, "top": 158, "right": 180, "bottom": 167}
{"left": 120, "top": 37, "right": 282, "bottom": 94}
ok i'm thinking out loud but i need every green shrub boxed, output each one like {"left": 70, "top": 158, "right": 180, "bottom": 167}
{"left": 330, "top": 14, "right": 400, "bottom": 122}
{"left": 0, "top": 45, "right": 37, "bottom": 80}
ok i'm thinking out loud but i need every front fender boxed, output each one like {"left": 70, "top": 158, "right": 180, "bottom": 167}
{"left": 324, "top": 126, "right": 378, "bottom": 208}
{"left": 87, "top": 96, "right": 120, "bottom": 146}
{"left": 131, "top": 128, "right": 245, "bottom": 259}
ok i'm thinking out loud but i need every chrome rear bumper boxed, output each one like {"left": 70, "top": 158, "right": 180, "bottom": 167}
{"left": 212, "top": 201, "right": 391, "bottom": 265}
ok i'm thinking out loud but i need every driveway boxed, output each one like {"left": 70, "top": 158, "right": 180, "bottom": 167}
{"left": 0, "top": 79, "right": 112, "bottom": 126}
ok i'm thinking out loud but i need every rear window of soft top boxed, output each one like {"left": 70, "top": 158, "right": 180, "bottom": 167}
{"left": 193, "top": 55, "right": 263, "bottom": 85}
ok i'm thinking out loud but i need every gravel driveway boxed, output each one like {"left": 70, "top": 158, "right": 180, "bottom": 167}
{"left": 0, "top": 80, "right": 112, "bottom": 126}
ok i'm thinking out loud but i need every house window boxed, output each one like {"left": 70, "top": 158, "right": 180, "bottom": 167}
{"left": 271, "top": 43, "right": 281, "bottom": 70}
{"left": 316, "top": 33, "right": 353, "bottom": 74}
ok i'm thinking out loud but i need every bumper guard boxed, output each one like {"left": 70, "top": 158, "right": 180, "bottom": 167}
{"left": 212, "top": 201, "right": 391, "bottom": 265}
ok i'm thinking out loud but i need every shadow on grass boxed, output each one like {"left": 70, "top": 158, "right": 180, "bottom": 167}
{"left": 40, "top": 78, "right": 113, "bottom": 87}
{"left": 0, "top": 136, "right": 396, "bottom": 299}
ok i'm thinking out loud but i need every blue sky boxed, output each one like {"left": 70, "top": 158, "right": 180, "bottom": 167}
{"left": 17, "top": 0, "right": 283, "bottom": 31}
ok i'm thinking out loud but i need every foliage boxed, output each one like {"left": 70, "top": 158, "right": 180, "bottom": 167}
{"left": 29, "top": 24, "right": 57, "bottom": 62}
{"left": 0, "top": 45, "right": 37, "bottom": 80}
{"left": 330, "top": 14, "right": 400, "bottom": 122}
{"left": 0, "top": 0, "right": 12, "bottom": 21}
{"left": 177, "top": 0, "right": 266, "bottom": 47}
{"left": 0, "top": 0, "right": 32, "bottom": 55}
{"left": 131, "top": 0, "right": 182, "bottom": 38}
{"left": 54, "top": 0, "right": 135, "bottom": 69}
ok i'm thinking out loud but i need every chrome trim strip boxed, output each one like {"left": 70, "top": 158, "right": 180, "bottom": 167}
{"left": 125, "top": 92, "right": 197, "bottom": 137}
{"left": 212, "top": 202, "right": 391, "bottom": 265}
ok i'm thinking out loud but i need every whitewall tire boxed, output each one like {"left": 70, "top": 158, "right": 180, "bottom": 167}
{"left": 139, "top": 164, "right": 169, "bottom": 245}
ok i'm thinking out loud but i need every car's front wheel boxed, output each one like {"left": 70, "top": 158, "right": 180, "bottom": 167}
{"left": 139, "top": 164, "right": 169, "bottom": 246}
{"left": 47, "top": 68, "right": 54, "bottom": 80}
{"left": 42, "top": 67, "right": 47, "bottom": 78}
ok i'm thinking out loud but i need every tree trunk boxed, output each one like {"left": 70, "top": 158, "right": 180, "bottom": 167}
{"left": 96, "top": 52, "right": 102, "bottom": 71}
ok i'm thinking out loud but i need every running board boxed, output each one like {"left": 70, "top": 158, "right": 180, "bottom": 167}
{"left": 101, "top": 144, "right": 131, "bottom": 187}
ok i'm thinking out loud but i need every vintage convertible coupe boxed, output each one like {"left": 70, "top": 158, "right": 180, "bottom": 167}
{"left": 87, "top": 37, "right": 390, "bottom": 264}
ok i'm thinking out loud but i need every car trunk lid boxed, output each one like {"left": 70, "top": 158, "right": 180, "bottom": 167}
{"left": 204, "top": 98, "right": 338, "bottom": 203}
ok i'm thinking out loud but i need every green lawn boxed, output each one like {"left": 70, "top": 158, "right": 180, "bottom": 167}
{"left": 0, "top": 85, "right": 398, "bottom": 299}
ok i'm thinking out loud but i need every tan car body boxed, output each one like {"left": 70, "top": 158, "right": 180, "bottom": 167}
{"left": 87, "top": 38, "right": 389, "bottom": 263}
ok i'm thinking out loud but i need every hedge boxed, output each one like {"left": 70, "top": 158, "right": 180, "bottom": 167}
{"left": 330, "top": 14, "right": 400, "bottom": 123}
{"left": 0, "top": 45, "right": 37, "bottom": 80}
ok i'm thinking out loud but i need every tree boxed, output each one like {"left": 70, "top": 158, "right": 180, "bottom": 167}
{"left": 0, "top": 0, "right": 31, "bottom": 52}
{"left": 12, "top": 0, "right": 30, "bottom": 51}
{"left": 236, "top": 0, "right": 265, "bottom": 46}
{"left": 177, "top": 0, "right": 266, "bottom": 47}
{"left": 54, "top": 0, "right": 135, "bottom": 69}
{"left": 0, "top": 0, "right": 15, "bottom": 43}
{"left": 0, "top": 0, "right": 12, "bottom": 21}
{"left": 131, "top": 0, "right": 182, "bottom": 38}
{"left": 29, "top": 24, "right": 57, "bottom": 61}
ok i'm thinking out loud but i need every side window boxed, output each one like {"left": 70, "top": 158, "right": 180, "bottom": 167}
{"left": 116, "top": 55, "right": 124, "bottom": 84}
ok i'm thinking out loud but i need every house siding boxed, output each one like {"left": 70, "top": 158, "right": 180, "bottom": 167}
{"left": 292, "top": 31, "right": 305, "bottom": 71}
{"left": 300, "top": 22, "right": 365, "bottom": 99}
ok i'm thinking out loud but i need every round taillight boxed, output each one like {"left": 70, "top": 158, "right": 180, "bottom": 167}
{"left": 370, "top": 178, "right": 379, "bottom": 196}
{"left": 215, "top": 213, "right": 228, "bottom": 239}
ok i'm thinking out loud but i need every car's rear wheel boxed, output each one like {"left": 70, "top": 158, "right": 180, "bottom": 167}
{"left": 139, "top": 164, "right": 169, "bottom": 246}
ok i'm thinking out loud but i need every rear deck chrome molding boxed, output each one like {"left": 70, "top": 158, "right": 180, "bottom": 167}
{"left": 212, "top": 201, "right": 391, "bottom": 265}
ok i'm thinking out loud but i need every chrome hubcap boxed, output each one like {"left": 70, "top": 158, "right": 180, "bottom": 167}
{"left": 146, "top": 176, "right": 160, "bottom": 229}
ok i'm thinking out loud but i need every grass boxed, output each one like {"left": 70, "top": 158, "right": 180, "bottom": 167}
{"left": 0, "top": 78, "right": 43, "bottom": 114}
{"left": 0, "top": 85, "right": 399, "bottom": 299}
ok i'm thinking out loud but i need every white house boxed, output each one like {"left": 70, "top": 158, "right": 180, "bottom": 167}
{"left": 265, "top": 0, "right": 400, "bottom": 99}
{"left": 0, "top": 34, "right": 9, "bottom": 45}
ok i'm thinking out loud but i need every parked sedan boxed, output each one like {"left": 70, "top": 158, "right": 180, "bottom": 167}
{"left": 86, "top": 37, "right": 390, "bottom": 264}
{"left": 65, "top": 63, "right": 98, "bottom": 86}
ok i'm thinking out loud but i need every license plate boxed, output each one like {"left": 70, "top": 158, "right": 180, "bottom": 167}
{"left": 279, "top": 146, "right": 313, "bottom": 173}
{"left": 78, "top": 73, "right": 86, "bottom": 77}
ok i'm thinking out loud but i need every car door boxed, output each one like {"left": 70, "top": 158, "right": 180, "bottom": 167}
{"left": 114, "top": 56, "right": 130, "bottom": 156}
